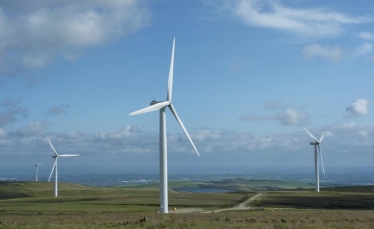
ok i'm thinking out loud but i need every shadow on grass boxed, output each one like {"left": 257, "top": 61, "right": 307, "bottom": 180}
{"left": 261, "top": 194, "right": 374, "bottom": 210}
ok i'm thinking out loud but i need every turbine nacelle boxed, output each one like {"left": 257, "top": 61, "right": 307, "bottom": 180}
{"left": 310, "top": 142, "right": 318, "bottom": 145}
{"left": 150, "top": 100, "right": 162, "bottom": 106}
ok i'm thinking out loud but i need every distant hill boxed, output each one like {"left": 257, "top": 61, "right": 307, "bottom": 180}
{"left": 0, "top": 181, "right": 99, "bottom": 199}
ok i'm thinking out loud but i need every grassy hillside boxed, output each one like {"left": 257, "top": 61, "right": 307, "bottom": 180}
{"left": 0, "top": 181, "right": 247, "bottom": 212}
{"left": 254, "top": 187, "right": 374, "bottom": 210}
{"left": 0, "top": 181, "right": 373, "bottom": 228}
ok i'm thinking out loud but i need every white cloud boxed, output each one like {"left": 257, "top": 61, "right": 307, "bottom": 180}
{"left": 0, "top": 128, "right": 6, "bottom": 137}
{"left": 303, "top": 44, "right": 344, "bottom": 61}
{"left": 95, "top": 125, "right": 143, "bottom": 140}
{"left": 0, "top": 121, "right": 373, "bottom": 168}
{"left": 193, "top": 129, "right": 222, "bottom": 141}
{"left": 357, "top": 130, "right": 368, "bottom": 138}
{"left": 357, "top": 32, "right": 374, "bottom": 40}
{"left": 344, "top": 99, "right": 370, "bottom": 118}
{"left": 355, "top": 43, "right": 372, "bottom": 56}
{"left": 0, "top": 0, "right": 150, "bottom": 74}
{"left": 281, "top": 108, "right": 309, "bottom": 126}
{"left": 240, "top": 107, "right": 310, "bottom": 126}
{"left": 220, "top": 0, "right": 372, "bottom": 38}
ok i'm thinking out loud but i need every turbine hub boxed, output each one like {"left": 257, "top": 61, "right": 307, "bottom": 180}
{"left": 150, "top": 100, "right": 160, "bottom": 106}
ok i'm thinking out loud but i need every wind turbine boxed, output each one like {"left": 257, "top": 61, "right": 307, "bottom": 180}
{"left": 45, "top": 134, "right": 80, "bottom": 197}
{"left": 129, "top": 38, "right": 200, "bottom": 213}
{"left": 34, "top": 161, "right": 43, "bottom": 181}
{"left": 303, "top": 127, "right": 329, "bottom": 192}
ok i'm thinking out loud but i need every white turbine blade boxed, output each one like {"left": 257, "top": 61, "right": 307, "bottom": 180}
{"left": 38, "top": 162, "right": 44, "bottom": 166}
{"left": 48, "top": 158, "right": 57, "bottom": 182}
{"left": 319, "top": 127, "right": 330, "bottom": 143}
{"left": 303, "top": 127, "right": 319, "bottom": 142}
{"left": 59, "top": 154, "right": 80, "bottom": 157}
{"left": 318, "top": 144, "right": 325, "bottom": 176}
{"left": 167, "top": 38, "right": 175, "bottom": 102}
{"left": 169, "top": 104, "right": 200, "bottom": 157}
{"left": 45, "top": 134, "right": 58, "bottom": 156}
{"left": 129, "top": 101, "right": 170, "bottom": 116}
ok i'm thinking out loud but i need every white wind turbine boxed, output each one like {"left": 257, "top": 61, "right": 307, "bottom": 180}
{"left": 303, "top": 127, "right": 329, "bottom": 192}
{"left": 129, "top": 38, "right": 200, "bottom": 213}
{"left": 45, "top": 134, "right": 80, "bottom": 197}
{"left": 34, "top": 161, "right": 43, "bottom": 181}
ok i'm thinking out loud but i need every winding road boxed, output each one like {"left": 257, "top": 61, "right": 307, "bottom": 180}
{"left": 207, "top": 192, "right": 263, "bottom": 213}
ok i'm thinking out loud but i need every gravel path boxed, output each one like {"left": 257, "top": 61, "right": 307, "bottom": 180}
{"left": 169, "top": 192, "right": 264, "bottom": 214}
{"left": 206, "top": 193, "right": 263, "bottom": 213}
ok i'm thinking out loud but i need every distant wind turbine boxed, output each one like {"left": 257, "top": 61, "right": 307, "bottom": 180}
{"left": 45, "top": 134, "right": 80, "bottom": 197}
{"left": 303, "top": 127, "right": 329, "bottom": 192}
{"left": 129, "top": 38, "right": 200, "bottom": 213}
{"left": 34, "top": 161, "right": 43, "bottom": 181}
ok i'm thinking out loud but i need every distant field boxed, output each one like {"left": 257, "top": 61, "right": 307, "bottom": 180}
{"left": 123, "top": 178, "right": 316, "bottom": 191}
{"left": 0, "top": 181, "right": 373, "bottom": 228}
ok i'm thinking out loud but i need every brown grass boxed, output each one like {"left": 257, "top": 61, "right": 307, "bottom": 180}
{"left": 0, "top": 209, "right": 373, "bottom": 229}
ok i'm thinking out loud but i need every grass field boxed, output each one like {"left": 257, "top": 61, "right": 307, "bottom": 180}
{"left": 0, "top": 181, "right": 373, "bottom": 228}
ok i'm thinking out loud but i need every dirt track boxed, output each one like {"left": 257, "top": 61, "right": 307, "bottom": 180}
{"left": 170, "top": 193, "right": 263, "bottom": 214}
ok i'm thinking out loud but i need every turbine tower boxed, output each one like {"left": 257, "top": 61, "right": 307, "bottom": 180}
{"left": 34, "top": 161, "right": 43, "bottom": 181}
{"left": 129, "top": 38, "right": 200, "bottom": 213}
{"left": 303, "top": 127, "right": 329, "bottom": 192}
{"left": 45, "top": 134, "right": 80, "bottom": 197}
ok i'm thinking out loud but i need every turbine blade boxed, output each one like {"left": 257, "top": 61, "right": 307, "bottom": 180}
{"left": 45, "top": 134, "right": 58, "bottom": 156}
{"left": 169, "top": 104, "right": 200, "bottom": 157}
{"left": 319, "top": 127, "right": 330, "bottom": 143}
{"left": 48, "top": 158, "right": 57, "bottom": 182}
{"left": 318, "top": 144, "right": 325, "bottom": 176}
{"left": 167, "top": 38, "right": 175, "bottom": 102}
{"left": 129, "top": 101, "right": 170, "bottom": 116}
{"left": 59, "top": 154, "right": 80, "bottom": 157}
{"left": 303, "top": 127, "right": 319, "bottom": 142}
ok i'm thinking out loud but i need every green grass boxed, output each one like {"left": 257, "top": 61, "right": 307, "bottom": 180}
{"left": 255, "top": 188, "right": 374, "bottom": 209}
{"left": 0, "top": 181, "right": 373, "bottom": 228}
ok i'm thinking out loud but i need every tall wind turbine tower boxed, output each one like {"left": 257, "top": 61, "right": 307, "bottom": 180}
{"left": 34, "top": 161, "right": 43, "bottom": 181}
{"left": 303, "top": 127, "right": 329, "bottom": 192}
{"left": 130, "top": 38, "right": 200, "bottom": 213}
{"left": 45, "top": 134, "right": 80, "bottom": 197}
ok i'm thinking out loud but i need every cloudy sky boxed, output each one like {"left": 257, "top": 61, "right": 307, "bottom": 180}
{"left": 0, "top": 0, "right": 373, "bottom": 174}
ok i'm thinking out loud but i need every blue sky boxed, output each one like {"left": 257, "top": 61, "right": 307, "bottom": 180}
{"left": 0, "top": 0, "right": 373, "bottom": 175}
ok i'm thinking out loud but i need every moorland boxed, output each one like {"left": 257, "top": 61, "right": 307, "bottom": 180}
{"left": 0, "top": 179, "right": 373, "bottom": 228}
